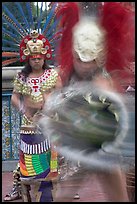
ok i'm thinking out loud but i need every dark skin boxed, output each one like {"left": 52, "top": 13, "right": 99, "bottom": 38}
{"left": 11, "top": 57, "right": 62, "bottom": 122}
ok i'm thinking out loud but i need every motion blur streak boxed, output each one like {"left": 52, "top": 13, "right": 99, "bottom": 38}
{"left": 39, "top": 82, "right": 135, "bottom": 172}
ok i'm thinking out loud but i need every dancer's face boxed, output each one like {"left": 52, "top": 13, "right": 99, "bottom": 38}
{"left": 73, "top": 52, "right": 98, "bottom": 80}
{"left": 29, "top": 57, "right": 45, "bottom": 70}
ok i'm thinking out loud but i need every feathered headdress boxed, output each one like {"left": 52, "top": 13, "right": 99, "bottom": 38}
{"left": 56, "top": 2, "right": 135, "bottom": 85}
{"left": 2, "top": 2, "right": 62, "bottom": 67}
{"left": 55, "top": 2, "right": 80, "bottom": 83}
{"left": 100, "top": 2, "right": 135, "bottom": 74}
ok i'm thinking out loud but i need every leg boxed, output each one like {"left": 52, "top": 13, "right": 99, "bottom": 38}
{"left": 21, "top": 183, "right": 31, "bottom": 202}
{"left": 4, "top": 162, "right": 22, "bottom": 201}
{"left": 34, "top": 180, "right": 53, "bottom": 202}
{"left": 126, "top": 167, "right": 135, "bottom": 202}
{"left": 98, "top": 167, "right": 129, "bottom": 202}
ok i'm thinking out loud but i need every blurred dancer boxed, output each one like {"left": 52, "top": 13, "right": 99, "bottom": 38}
{"left": 46, "top": 2, "right": 134, "bottom": 202}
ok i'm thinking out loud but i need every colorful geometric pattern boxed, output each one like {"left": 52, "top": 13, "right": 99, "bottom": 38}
{"left": 20, "top": 151, "right": 51, "bottom": 177}
{"left": 13, "top": 69, "right": 58, "bottom": 103}
{"left": 20, "top": 131, "right": 58, "bottom": 179}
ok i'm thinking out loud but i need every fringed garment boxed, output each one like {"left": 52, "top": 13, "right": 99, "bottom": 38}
{"left": 13, "top": 68, "right": 59, "bottom": 202}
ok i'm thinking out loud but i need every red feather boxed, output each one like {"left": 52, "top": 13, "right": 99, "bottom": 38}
{"left": 100, "top": 2, "right": 135, "bottom": 78}
{"left": 56, "top": 2, "right": 80, "bottom": 85}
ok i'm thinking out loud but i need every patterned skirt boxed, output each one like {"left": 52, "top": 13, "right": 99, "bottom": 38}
{"left": 19, "top": 126, "right": 58, "bottom": 181}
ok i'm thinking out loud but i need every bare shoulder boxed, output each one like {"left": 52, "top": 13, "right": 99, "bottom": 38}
{"left": 93, "top": 75, "right": 114, "bottom": 91}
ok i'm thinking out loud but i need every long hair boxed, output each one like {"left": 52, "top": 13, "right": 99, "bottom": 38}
{"left": 20, "top": 60, "right": 50, "bottom": 79}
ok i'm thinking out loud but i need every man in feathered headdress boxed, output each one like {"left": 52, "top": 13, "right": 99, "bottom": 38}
{"left": 42, "top": 2, "right": 134, "bottom": 202}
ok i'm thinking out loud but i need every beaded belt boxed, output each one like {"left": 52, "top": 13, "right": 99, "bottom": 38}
{"left": 20, "top": 139, "right": 50, "bottom": 154}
